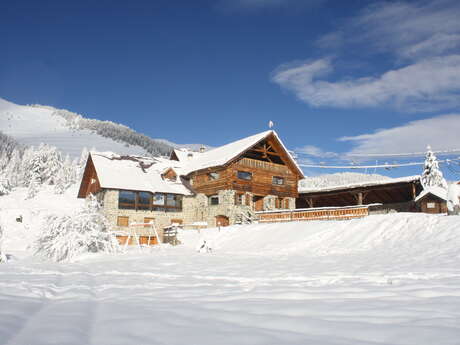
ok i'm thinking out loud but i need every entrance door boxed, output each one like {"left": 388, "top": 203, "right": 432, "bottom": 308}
{"left": 253, "top": 196, "right": 264, "bottom": 212}
{"left": 215, "top": 215, "right": 229, "bottom": 227}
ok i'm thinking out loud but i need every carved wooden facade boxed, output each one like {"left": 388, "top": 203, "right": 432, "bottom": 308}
{"left": 187, "top": 134, "right": 302, "bottom": 203}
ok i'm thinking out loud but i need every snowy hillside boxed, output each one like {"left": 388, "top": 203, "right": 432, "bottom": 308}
{"left": 0, "top": 98, "right": 172, "bottom": 158}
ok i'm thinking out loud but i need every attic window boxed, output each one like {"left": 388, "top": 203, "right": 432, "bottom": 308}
{"left": 208, "top": 172, "right": 220, "bottom": 180}
{"left": 272, "top": 176, "right": 284, "bottom": 185}
{"left": 237, "top": 171, "right": 252, "bottom": 181}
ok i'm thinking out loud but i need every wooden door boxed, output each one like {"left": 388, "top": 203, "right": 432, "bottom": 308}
{"left": 253, "top": 196, "right": 264, "bottom": 212}
{"left": 215, "top": 215, "right": 229, "bottom": 227}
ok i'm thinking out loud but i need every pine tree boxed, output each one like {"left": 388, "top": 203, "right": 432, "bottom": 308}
{"left": 34, "top": 195, "right": 120, "bottom": 262}
{"left": 420, "top": 146, "right": 447, "bottom": 189}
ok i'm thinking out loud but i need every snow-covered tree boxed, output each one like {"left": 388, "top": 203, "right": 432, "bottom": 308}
{"left": 447, "top": 183, "right": 460, "bottom": 215}
{"left": 420, "top": 146, "right": 447, "bottom": 189}
{"left": 34, "top": 195, "right": 120, "bottom": 262}
{"left": 0, "top": 174, "right": 11, "bottom": 196}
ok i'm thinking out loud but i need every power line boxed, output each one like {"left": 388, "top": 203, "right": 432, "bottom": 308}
{"left": 300, "top": 158, "right": 460, "bottom": 170}
{"left": 346, "top": 149, "right": 460, "bottom": 158}
{"left": 299, "top": 162, "right": 424, "bottom": 169}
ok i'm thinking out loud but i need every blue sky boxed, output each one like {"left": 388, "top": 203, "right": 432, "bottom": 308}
{"left": 1, "top": 0, "right": 460, "bottom": 179}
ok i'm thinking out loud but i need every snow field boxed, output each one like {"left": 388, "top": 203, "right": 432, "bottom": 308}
{"left": 1, "top": 210, "right": 460, "bottom": 344}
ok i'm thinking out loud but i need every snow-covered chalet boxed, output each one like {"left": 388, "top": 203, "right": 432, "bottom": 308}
{"left": 78, "top": 130, "right": 304, "bottom": 242}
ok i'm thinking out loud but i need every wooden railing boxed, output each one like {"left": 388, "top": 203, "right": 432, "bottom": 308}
{"left": 235, "top": 158, "right": 291, "bottom": 174}
{"left": 256, "top": 205, "right": 370, "bottom": 223}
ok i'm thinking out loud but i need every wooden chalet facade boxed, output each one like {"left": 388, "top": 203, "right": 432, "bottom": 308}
{"left": 78, "top": 130, "right": 304, "bottom": 242}
{"left": 181, "top": 132, "right": 302, "bottom": 212}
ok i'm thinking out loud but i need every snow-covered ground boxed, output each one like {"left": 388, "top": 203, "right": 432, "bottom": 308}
{"left": 1, "top": 190, "right": 460, "bottom": 345}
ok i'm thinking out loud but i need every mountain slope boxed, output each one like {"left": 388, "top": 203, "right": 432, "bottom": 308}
{"left": 0, "top": 98, "right": 172, "bottom": 158}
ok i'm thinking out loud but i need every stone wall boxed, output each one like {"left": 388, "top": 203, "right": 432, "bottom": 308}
{"left": 181, "top": 189, "right": 252, "bottom": 227}
{"left": 98, "top": 189, "right": 298, "bottom": 235}
{"left": 99, "top": 189, "right": 184, "bottom": 241}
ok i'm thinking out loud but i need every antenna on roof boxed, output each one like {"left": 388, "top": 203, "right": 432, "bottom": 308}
{"left": 268, "top": 120, "right": 274, "bottom": 129}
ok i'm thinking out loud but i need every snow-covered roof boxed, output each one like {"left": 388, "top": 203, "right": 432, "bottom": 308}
{"left": 299, "top": 175, "right": 420, "bottom": 194}
{"left": 90, "top": 152, "right": 193, "bottom": 195}
{"left": 415, "top": 186, "right": 448, "bottom": 202}
{"left": 181, "top": 130, "right": 303, "bottom": 176}
{"left": 172, "top": 148, "right": 204, "bottom": 162}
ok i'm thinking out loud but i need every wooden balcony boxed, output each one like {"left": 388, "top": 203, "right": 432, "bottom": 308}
{"left": 256, "top": 205, "right": 370, "bottom": 223}
{"left": 235, "top": 158, "right": 291, "bottom": 175}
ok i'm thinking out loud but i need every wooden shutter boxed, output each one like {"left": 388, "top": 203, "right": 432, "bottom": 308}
{"left": 117, "top": 216, "right": 129, "bottom": 227}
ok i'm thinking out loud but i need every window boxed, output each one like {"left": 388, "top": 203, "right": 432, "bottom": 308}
{"left": 117, "top": 190, "right": 182, "bottom": 212}
{"left": 272, "top": 176, "right": 284, "bottom": 185}
{"left": 117, "top": 216, "right": 129, "bottom": 227}
{"left": 153, "top": 193, "right": 165, "bottom": 205}
{"left": 138, "top": 192, "right": 151, "bottom": 210}
{"left": 235, "top": 193, "right": 244, "bottom": 205}
{"left": 144, "top": 217, "right": 155, "bottom": 227}
{"left": 208, "top": 172, "right": 220, "bottom": 180}
{"left": 119, "top": 191, "right": 136, "bottom": 209}
{"left": 237, "top": 171, "right": 252, "bottom": 181}
{"left": 209, "top": 195, "right": 219, "bottom": 205}
{"left": 166, "top": 194, "right": 176, "bottom": 207}
{"left": 427, "top": 202, "right": 436, "bottom": 209}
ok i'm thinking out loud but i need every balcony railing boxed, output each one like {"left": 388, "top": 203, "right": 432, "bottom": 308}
{"left": 235, "top": 158, "right": 290, "bottom": 174}
{"left": 256, "top": 205, "right": 372, "bottom": 223}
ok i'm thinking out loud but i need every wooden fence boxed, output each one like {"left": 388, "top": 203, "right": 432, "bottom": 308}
{"left": 256, "top": 205, "right": 370, "bottom": 223}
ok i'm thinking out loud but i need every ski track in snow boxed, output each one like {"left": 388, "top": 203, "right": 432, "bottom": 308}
{"left": 1, "top": 206, "right": 460, "bottom": 344}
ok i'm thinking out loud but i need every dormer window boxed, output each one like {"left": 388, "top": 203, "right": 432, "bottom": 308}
{"left": 208, "top": 172, "right": 220, "bottom": 181}
{"left": 162, "top": 168, "right": 177, "bottom": 182}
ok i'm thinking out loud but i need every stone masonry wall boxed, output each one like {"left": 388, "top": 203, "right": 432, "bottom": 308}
{"left": 99, "top": 189, "right": 297, "bottom": 235}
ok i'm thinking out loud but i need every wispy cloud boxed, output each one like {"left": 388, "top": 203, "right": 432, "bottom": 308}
{"left": 351, "top": 0, "right": 460, "bottom": 61}
{"left": 340, "top": 114, "right": 460, "bottom": 155}
{"left": 272, "top": 0, "right": 460, "bottom": 112}
{"left": 296, "top": 144, "right": 337, "bottom": 158}
{"left": 272, "top": 55, "right": 460, "bottom": 111}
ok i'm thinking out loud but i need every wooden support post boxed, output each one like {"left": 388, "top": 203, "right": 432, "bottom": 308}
{"left": 306, "top": 197, "right": 314, "bottom": 208}
{"left": 411, "top": 183, "right": 417, "bottom": 200}
{"left": 356, "top": 192, "right": 363, "bottom": 205}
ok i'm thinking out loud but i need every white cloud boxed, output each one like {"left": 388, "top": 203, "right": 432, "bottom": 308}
{"left": 340, "top": 114, "right": 460, "bottom": 155}
{"left": 352, "top": 0, "right": 460, "bottom": 61}
{"left": 274, "top": 0, "right": 460, "bottom": 112}
{"left": 296, "top": 145, "right": 337, "bottom": 158}
{"left": 272, "top": 55, "right": 460, "bottom": 111}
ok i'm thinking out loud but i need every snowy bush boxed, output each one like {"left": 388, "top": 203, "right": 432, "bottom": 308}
{"left": 447, "top": 183, "right": 460, "bottom": 215}
{"left": 35, "top": 195, "right": 120, "bottom": 262}
{"left": 0, "top": 174, "right": 11, "bottom": 196}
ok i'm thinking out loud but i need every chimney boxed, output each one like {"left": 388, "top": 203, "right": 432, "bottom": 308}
{"left": 199, "top": 145, "right": 206, "bottom": 153}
